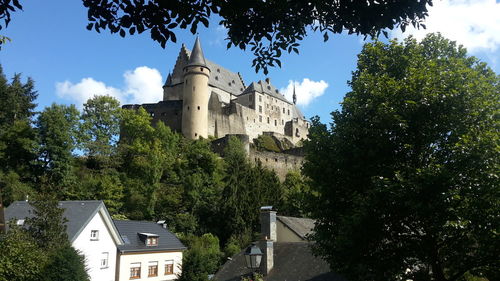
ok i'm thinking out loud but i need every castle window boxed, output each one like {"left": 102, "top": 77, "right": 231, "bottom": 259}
{"left": 275, "top": 158, "right": 278, "bottom": 162}
{"left": 259, "top": 105, "right": 262, "bottom": 113}
{"left": 259, "top": 95, "right": 262, "bottom": 102}
{"left": 283, "top": 108, "right": 285, "bottom": 114}
{"left": 187, "top": 106, "right": 190, "bottom": 110}
{"left": 200, "top": 67, "right": 204, "bottom": 72}
{"left": 197, "top": 106, "right": 200, "bottom": 110}
{"left": 195, "top": 133, "right": 198, "bottom": 137}
{"left": 267, "top": 86, "right": 270, "bottom": 90}
{"left": 282, "top": 119, "right": 284, "bottom": 125}
{"left": 274, "top": 120, "right": 277, "bottom": 126}
{"left": 215, "top": 76, "right": 218, "bottom": 80}
{"left": 288, "top": 109, "right": 290, "bottom": 115}
{"left": 267, "top": 117, "right": 270, "bottom": 124}
{"left": 232, "top": 80, "right": 235, "bottom": 83}
{"left": 193, "top": 86, "right": 196, "bottom": 91}
{"left": 228, "top": 82, "right": 231, "bottom": 86}
{"left": 259, "top": 115, "right": 262, "bottom": 122}
{"left": 217, "top": 68, "right": 220, "bottom": 73}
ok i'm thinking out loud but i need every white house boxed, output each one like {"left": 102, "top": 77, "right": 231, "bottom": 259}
{"left": 5, "top": 200, "right": 123, "bottom": 281}
{"left": 113, "top": 220, "right": 186, "bottom": 281}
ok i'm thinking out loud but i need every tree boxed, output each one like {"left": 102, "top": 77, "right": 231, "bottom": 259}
{"left": 0, "top": 0, "right": 22, "bottom": 50}
{"left": 304, "top": 33, "right": 499, "bottom": 281}
{"left": 178, "top": 233, "right": 223, "bottom": 281}
{"left": 41, "top": 244, "right": 89, "bottom": 281}
{"left": 279, "top": 171, "right": 311, "bottom": 217}
{"left": 0, "top": 226, "right": 46, "bottom": 281}
{"left": 80, "top": 95, "right": 121, "bottom": 166}
{"left": 37, "top": 103, "right": 80, "bottom": 194}
{"left": 82, "top": 0, "right": 432, "bottom": 74}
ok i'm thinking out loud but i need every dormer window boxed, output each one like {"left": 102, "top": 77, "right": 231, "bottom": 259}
{"left": 139, "top": 233, "right": 159, "bottom": 246}
{"left": 147, "top": 237, "right": 158, "bottom": 246}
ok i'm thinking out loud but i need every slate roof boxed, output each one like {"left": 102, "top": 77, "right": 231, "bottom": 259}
{"left": 214, "top": 242, "right": 345, "bottom": 281}
{"left": 170, "top": 45, "right": 246, "bottom": 96}
{"left": 113, "top": 220, "right": 186, "bottom": 253}
{"left": 186, "top": 37, "right": 208, "bottom": 68}
{"left": 277, "top": 216, "right": 315, "bottom": 240}
{"left": 5, "top": 200, "right": 111, "bottom": 243}
{"left": 242, "top": 80, "right": 290, "bottom": 104}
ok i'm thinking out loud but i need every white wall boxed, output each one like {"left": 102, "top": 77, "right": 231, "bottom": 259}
{"left": 117, "top": 251, "right": 183, "bottom": 281}
{"left": 72, "top": 211, "right": 118, "bottom": 281}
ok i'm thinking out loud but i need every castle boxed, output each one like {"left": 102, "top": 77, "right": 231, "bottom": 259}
{"left": 123, "top": 38, "right": 309, "bottom": 178}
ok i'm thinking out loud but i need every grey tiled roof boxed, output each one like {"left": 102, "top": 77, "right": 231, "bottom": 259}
{"left": 242, "top": 81, "right": 290, "bottom": 104}
{"left": 186, "top": 37, "right": 208, "bottom": 68}
{"left": 277, "top": 216, "right": 315, "bottom": 240}
{"left": 5, "top": 200, "right": 106, "bottom": 242}
{"left": 214, "top": 242, "right": 345, "bottom": 281}
{"left": 113, "top": 220, "right": 186, "bottom": 253}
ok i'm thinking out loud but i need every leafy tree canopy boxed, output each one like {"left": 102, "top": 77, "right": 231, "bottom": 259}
{"left": 304, "top": 33, "right": 499, "bottom": 281}
{"left": 82, "top": 0, "right": 432, "bottom": 74}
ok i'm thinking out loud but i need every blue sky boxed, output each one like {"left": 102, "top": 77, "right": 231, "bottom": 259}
{"left": 1, "top": 0, "right": 499, "bottom": 124}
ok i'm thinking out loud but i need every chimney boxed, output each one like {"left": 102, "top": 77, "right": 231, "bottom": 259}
{"left": 260, "top": 206, "right": 276, "bottom": 274}
{"left": 260, "top": 206, "right": 276, "bottom": 241}
{"left": 156, "top": 220, "right": 167, "bottom": 229}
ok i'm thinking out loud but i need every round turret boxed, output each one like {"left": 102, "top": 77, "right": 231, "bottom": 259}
{"left": 182, "top": 38, "right": 211, "bottom": 139}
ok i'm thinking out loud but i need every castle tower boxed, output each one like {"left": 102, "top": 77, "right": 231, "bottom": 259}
{"left": 182, "top": 37, "right": 211, "bottom": 139}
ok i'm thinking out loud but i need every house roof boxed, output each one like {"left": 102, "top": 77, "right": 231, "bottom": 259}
{"left": 5, "top": 200, "right": 122, "bottom": 244}
{"left": 214, "top": 242, "right": 345, "bottom": 281}
{"left": 277, "top": 216, "right": 315, "bottom": 240}
{"left": 113, "top": 220, "right": 186, "bottom": 253}
{"left": 242, "top": 80, "right": 290, "bottom": 104}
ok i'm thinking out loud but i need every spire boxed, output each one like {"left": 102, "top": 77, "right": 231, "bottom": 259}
{"left": 186, "top": 37, "right": 208, "bottom": 68}
{"left": 293, "top": 83, "right": 297, "bottom": 105}
{"left": 165, "top": 72, "right": 172, "bottom": 85}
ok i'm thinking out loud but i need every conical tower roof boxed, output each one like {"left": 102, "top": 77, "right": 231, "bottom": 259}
{"left": 186, "top": 37, "right": 209, "bottom": 69}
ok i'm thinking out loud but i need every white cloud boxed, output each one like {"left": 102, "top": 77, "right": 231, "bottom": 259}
{"left": 390, "top": 0, "right": 500, "bottom": 53}
{"left": 56, "top": 66, "right": 163, "bottom": 108}
{"left": 209, "top": 25, "right": 228, "bottom": 46}
{"left": 280, "top": 78, "right": 329, "bottom": 107}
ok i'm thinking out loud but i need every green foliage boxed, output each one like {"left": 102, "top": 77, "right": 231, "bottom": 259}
{"left": 83, "top": 0, "right": 431, "bottom": 74}
{"left": 279, "top": 171, "right": 311, "bottom": 217}
{"left": 37, "top": 103, "right": 80, "bottom": 191}
{"left": 0, "top": 226, "right": 46, "bottom": 281}
{"left": 41, "top": 244, "right": 89, "bottom": 281}
{"left": 253, "top": 134, "right": 281, "bottom": 152}
{"left": 26, "top": 195, "right": 69, "bottom": 251}
{"left": 80, "top": 95, "right": 121, "bottom": 163}
{"left": 240, "top": 272, "right": 264, "bottom": 281}
{"left": 178, "top": 233, "right": 223, "bottom": 281}
{"left": 0, "top": 170, "right": 34, "bottom": 205}
{"left": 304, "top": 34, "right": 500, "bottom": 281}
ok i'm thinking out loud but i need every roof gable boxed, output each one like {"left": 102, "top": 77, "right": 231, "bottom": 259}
{"left": 5, "top": 200, "right": 123, "bottom": 245}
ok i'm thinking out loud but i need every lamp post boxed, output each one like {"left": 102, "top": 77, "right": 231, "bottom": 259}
{"left": 244, "top": 242, "right": 263, "bottom": 270}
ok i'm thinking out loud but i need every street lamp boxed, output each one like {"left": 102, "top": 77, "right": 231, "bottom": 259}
{"left": 244, "top": 242, "right": 263, "bottom": 269}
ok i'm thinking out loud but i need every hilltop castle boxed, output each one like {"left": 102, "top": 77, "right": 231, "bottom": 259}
{"left": 123, "top": 38, "right": 309, "bottom": 178}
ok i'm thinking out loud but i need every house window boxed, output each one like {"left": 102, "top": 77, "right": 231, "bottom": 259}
{"left": 90, "top": 230, "right": 99, "bottom": 241}
{"left": 148, "top": 261, "right": 158, "bottom": 277}
{"left": 165, "top": 260, "right": 174, "bottom": 275}
{"left": 146, "top": 237, "right": 158, "bottom": 246}
{"left": 130, "top": 263, "right": 141, "bottom": 279}
{"left": 100, "top": 252, "right": 109, "bottom": 269}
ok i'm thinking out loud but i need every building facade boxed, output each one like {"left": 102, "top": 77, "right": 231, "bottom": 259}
{"left": 123, "top": 38, "right": 309, "bottom": 145}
